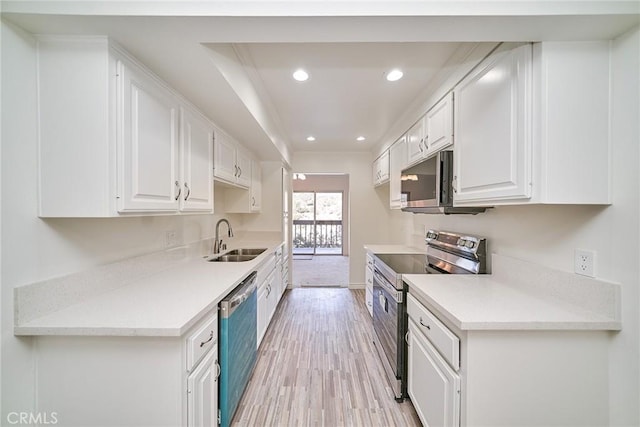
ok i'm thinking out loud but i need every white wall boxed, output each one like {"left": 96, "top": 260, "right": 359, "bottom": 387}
{"left": 0, "top": 20, "right": 244, "bottom": 420}
{"left": 292, "top": 151, "right": 396, "bottom": 286}
{"left": 391, "top": 27, "right": 640, "bottom": 426}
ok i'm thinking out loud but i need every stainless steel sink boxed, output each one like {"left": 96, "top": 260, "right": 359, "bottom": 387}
{"left": 224, "top": 248, "right": 267, "bottom": 256}
{"left": 208, "top": 254, "right": 258, "bottom": 262}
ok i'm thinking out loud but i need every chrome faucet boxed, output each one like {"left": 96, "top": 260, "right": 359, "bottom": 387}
{"left": 214, "top": 218, "right": 234, "bottom": 254}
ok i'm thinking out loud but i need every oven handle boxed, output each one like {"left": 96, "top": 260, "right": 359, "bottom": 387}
{"left": 373, "top": 268, "right": 403, "bottom": 303}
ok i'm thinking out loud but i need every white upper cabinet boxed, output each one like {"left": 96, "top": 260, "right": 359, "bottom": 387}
{"left": 214, "top": 132, "right": 252, "bottom": 189}
{"left": 424, "top": 92, "right": 454, "bottom": 156}
{"left": 373, "top": 150, "right": 390, "bottom": 186}
{"left": 453, "top": 41, "right": 612, "bottom": 206}
{"left": 180, "top": 107, "right": 214, "bottom": 212}
{"left": 453, "top": 43, "right": 533, "bottom": 203}
{"left": 117, "top": 59, "right": 181, "bottom": 212}
{"left": 224, "top": 159, "right": 262, "bottom": 213}
{"left": 389, "top": 136, "right": 407, "bottom": 209}
{"left": 37, "top": 36, "right": 214, "bottom": 217}
{"left": 406, "top": 119, "right": 425, "bottom": 165}
{"left": 405, "top": 92, "right": 454, "bottom": 168}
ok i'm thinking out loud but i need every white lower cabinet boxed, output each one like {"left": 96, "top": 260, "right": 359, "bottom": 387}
{"left": 408, "top": 319, "right": 460, "bottom": 427}
{"left": 34, "top": 310, "right": 219, "bottom": 426}
{"left": 406, "top": 291, "right": 611, "bottom": 427}
{"left": 187, "top": 344, "right": 218, "bottom": 427}
{"left": 257, "top": 249, "right": 285, "bottom": 348}
{"left": 365, "top": 253, "right": 374, "bottom": 316}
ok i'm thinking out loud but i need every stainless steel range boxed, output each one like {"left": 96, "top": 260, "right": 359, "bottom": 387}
{"left": 371, "top": 230, "right": 487, "bottom": 401}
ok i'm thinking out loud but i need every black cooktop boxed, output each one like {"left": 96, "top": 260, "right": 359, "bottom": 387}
{"left": 374, "top": 253, "right": 428, "bottom": 275}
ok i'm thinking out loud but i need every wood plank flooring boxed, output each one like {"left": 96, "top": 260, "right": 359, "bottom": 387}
{"left": 232, "top": 288, "right": 421, "bottom": 426}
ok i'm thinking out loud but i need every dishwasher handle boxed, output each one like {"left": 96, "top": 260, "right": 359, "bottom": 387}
{"left": 220, "top": 271, "right": 257, "bottom": 317}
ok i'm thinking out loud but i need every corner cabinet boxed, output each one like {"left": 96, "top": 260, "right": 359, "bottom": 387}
{"left": 37, "top": 36, "right": 214, "bottom": 217}
{"left": 453, "top": 41, "right": 612, "bottom": 206}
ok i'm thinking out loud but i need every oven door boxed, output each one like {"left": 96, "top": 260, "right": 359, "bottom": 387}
{"left": 372, "top": 268, "right": 405, "bottom": 397}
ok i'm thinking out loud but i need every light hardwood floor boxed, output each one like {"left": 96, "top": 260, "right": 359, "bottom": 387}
{"left": 232, "top": 288, "right": 421, "bottom": 426}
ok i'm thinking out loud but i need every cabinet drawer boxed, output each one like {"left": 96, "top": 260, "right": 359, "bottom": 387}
{"left": 186, "top": 313, "right": 218, "bottom": 372}
{"left": 366, "top": 253, "right": 374, "bottom": 270}
{"left": 407, "top": 293, "right": 459, "bottom": 371}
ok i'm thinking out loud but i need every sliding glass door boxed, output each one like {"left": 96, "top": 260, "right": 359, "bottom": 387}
{"left": 292, "top": 191, "right": 343, "bottom": 255}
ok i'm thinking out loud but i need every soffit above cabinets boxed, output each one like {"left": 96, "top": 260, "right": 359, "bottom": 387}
{"left": 4, "top": 9, "right": 638, "bottom": 159}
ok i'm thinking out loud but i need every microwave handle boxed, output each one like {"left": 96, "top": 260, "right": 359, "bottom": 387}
{"left": 439, "top": 151, "right": 453, "bottom": 205}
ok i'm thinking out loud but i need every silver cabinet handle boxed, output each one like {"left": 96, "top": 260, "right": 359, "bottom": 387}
{"left": 215, "top": 360, "right": 221, "bottom": 379}
{"left": 251, "top": 197, "right": 255, "bottom": 206}
{"left": 174, "top": 180, "right": 181, "bottom": 201}
{"left": 199, "top": 330, "right": 214, "bottom": 347}
{"left": 238, "top": 166, "right": 242, "bottom": 177}
{"left": 405, "top": 331, "right": 410, "bottom": 346}
{"left": 419, "top": 317, "right": 431, "bottom": 330}
{"left": 452, "top": 175, "right": 458, "bottom": 194}
{"left": 184, "top": 183, "right": 191, "bottom": 201}
{"left": 234, "top": 165, "right": 238, "bottom": 177}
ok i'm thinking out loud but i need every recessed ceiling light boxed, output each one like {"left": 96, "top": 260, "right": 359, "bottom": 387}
{"left": 386, "top": 69, "right": 404, "bottom": 82}
{"left": 356, "top": 136, "right": 366, "bottom": 142}
{"left": 306, "top": 136, "right": 316, "bottom": 142}
{"left": 293, "top": 69, "right": 309, "bottom": 82}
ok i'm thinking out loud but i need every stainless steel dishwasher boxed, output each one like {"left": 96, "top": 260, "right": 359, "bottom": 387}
{"left": 218, "top": 271, "right": 257, "bottom": 427}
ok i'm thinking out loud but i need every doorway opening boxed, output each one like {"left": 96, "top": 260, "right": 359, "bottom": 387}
{"left": 291, "top": 173, "right": 349, "bottom": 287}
{"left": 293, "top": 191, "right": 343, "bottom": 256}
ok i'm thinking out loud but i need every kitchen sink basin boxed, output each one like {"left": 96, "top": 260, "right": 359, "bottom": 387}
{"left": 207, "top": 254, "right": 258, "bottom": 262}
{"left": 225, "top": 248, "right": 267, "bottom": 256}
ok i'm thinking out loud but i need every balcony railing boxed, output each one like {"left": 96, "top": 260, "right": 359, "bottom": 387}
{"left": 293, "top": 220, "right": 343, "bottom": 252}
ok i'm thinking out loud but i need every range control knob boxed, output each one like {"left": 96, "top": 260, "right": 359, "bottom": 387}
{"left": 466, "top": 240, "right": 476, "bottom": 249}
{"left": 457, "top": 239, "right": 466, "bottom": 246}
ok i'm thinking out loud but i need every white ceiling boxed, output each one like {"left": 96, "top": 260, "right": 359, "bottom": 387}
{"left": 3, "top": 2, "right": 638, "bottom": 164}
{"left": 221, "top": 42, "right": 462, "bottom": 152}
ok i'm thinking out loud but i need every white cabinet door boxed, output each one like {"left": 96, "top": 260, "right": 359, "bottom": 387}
{"left": 187, "top": 346, "right": 218, "bottom": 427}
{"left": 250, "top": 161, "right": 262, "bottom": 212}
{"left": 180, "top": 108, "right": 214, "bottom": 212}
{"left": 257, "top": 285, "right": 268, "bottom": 347}
{"left": 214, "top": 133, "right": 237, "bottom": 183}
{"left": 235, "top": 148, "right": 252, "bottom": 188}
{"left": 389, "top": 137, "right": 407, "bottom": 209}
{"left": 408, "top": 319, "right": 460, "bottom": 427}
{"left": 425, "top": 92, "right": 454, "bottom": 155}
{"left": 118, "top": 60, "right": 180, "bottom": 212}
{"left": 373, "top": 150, "right": 390, "bottom": 186}
{"left": 407, "top": 120, "right": 425, "bottom": 165}
{"left": 453, "top": 44, "right": 532, "bottom": 203}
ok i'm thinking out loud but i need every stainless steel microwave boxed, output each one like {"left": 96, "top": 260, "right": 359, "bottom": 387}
{"left": 400, "top": 151, "right": 486, "bottom": 214}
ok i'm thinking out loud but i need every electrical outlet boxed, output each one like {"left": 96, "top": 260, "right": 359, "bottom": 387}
{"left": 165, "top": 230, "right": 178, "bottom": 248}
{"left": 574, "top": 249, "right": 596, "bottom": 277}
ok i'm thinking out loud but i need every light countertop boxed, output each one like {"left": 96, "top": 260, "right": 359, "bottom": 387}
{"left": 14, "top": 239, "right": 284, "bottom": 337}
{"left": 404, "top": 254, "right": 621, "bottom": 331}
{"left": 364, "top": 244, "right": 426, "bottom": 255}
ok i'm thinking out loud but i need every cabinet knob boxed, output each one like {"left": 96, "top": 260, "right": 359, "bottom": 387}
{"left": 174, "top": 181, "right": 181, "bottom": 201}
